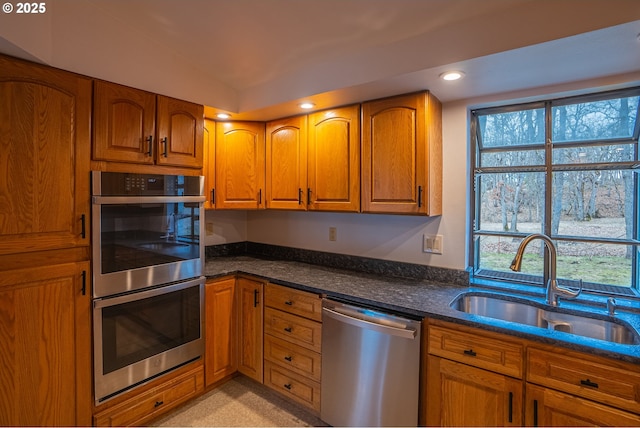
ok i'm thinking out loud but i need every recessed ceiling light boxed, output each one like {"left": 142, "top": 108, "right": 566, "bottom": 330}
{"left": 216, "top": 113, "right": 231, "bottom": 119}
{"left": 300, "top": 102, "right": 315, "bottom": 109}
{"left": 440, "top": 71, "right": 465, "bottom": 81}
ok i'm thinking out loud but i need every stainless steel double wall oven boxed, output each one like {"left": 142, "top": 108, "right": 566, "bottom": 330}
{"left": 91, "top": 171, "right": 205, "bottom": 403}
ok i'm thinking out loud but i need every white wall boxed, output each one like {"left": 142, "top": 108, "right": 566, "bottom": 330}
{"left": 204, "top": 72, "right": 640, "bottom": 271}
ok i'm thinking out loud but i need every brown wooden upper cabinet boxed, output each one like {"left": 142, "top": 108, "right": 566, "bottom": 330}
{"left": 361, "top": 91, "right": 442, "bottom": 215}
{"left": 214, "top": 121, "right": 266, "bottom": 209}
{"left": 266, "top": 105, "right": 360, "bottom": 212}
{"left": 0, "top": 55, "right": 91, "bottom": 257}
{"left": 93, "top": 80, "right": 204, "bottom": 168}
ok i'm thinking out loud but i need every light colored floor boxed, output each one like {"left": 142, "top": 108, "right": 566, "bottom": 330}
{"left": 152, "top": 375, "right": 328, "bottom": 427}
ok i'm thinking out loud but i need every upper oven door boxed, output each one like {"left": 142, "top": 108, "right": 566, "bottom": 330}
{"left": 92, "top": 172, "right": 205, "bottom": 298}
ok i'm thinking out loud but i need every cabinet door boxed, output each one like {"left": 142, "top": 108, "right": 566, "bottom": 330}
{"left": 236, "top": 277, "right": 264, "bottom": 382}
{"left": 204, "top": 119, "right": 216, "bottom": 209}
{"left": 0, "top": 55, "right": 91, "bottom": 257}
{"left": 93, "top": 80, "right": 156, "bottom": 165}
{"left": 266, "top": 116, "right": 308, "bottom": 210}
{"left": 362, "top": 91, "right": 442, "bottom": 215}
{"left": 215, "top": 121, "right": 266, "bottom": 209}
{"left": 205, "top": 277, "right": 237, "bottom": 386}
{"left": 426, "top": 355, "right": 523, "bottom": 427}
{"left": 308, "top": 105, "right": 360, "bottom": 212}
{"left": 526, "top": 383, "right": 640, "bottom": 427}
{"left": 156, "top": 95, "right": 204, "bottom": 168}
{"left": 0, "top": 262, "right": 92, "bottom": 426}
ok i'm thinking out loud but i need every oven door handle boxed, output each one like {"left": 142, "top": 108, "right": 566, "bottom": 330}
{"left": 93, "top": 276, "right": 204, "bottom": 308}
{"left": 92, "top": 195, "right": 205, "bottom": 205}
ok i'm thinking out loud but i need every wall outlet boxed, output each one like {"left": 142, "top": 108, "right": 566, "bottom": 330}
{"left": 329, "top": 227, "right": 337, "bottom": 241}
{"left": 423, "top": 234, "right": 443, "bottom": 254}
{"left": 206, "top": 222, "right": 214, "bottom": 236}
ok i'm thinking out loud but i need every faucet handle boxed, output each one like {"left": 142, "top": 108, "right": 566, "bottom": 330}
{"left": 607, "top": 297, "right": 617, "bottom": 316}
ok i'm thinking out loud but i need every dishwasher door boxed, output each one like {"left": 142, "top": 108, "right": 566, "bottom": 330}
{"left": 321, "top": 299, "right": 422, "bottom": 427}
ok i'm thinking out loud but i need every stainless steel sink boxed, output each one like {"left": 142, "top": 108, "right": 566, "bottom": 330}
{"left": 451, "top": 293, "right": 639, "bottom": 345}
{"left": 138, "top": 242, "right": 189, "bottom": 250}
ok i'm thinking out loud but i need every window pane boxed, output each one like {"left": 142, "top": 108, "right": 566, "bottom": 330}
{"left": 476, "top": 235, "right": 543, "bottom": 277}
{"left": 555, "top": 242, "right": 632, "bottom": 288}
{"left": 551, "top": 170, "right": 634, "bottom": 239}
{"left": 553, "top": 144, "right": 636, "bottom": 164}
{"left": 476, "top": 172, "right": 545, "bottom": 232}
{"left": 480, "top": 148, "right": 545, "bottom": 167}
{"left": 477, "top": 107, "right": 545, "bottom": 148}
{"left": 552, "top": 96, "right": 639, "bottom": 142}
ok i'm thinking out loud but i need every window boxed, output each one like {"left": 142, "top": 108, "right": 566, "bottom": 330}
{"left": 470, "top": 88, "right": 640, "bottom": 296}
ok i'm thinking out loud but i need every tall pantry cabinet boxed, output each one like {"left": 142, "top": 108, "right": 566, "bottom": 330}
{"left": 0, "top": 55, "right": 92, "bottom": 426}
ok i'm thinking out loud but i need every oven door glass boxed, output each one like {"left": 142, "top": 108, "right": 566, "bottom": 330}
{"left": 94, "top": 279, "right": 203, "bottom": 402}
{"left": 99, "top": 202, "right": 200, "bottom": 273}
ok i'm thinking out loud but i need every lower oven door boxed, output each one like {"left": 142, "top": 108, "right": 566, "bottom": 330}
{"left": 93, "top": 277, "right": 204, "bottom": 403}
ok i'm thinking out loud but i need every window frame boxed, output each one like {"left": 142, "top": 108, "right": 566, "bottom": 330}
{"left": 469, "top": 87, "right": 640, "bottom": 297}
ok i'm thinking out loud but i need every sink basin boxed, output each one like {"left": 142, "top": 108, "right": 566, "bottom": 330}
{"left": 451, "top": 293, "right": 639, "bottom": 345}
{"left": 138, "top": 242, "right": 189, "bottom": 250}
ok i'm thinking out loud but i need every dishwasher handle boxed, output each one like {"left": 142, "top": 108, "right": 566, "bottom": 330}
{"left": 322, "top": 307, "right": 418, "bottom": 339}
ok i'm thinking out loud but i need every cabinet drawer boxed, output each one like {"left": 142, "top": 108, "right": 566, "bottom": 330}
{"left": 428, "top": 324, "right": 523, "bottom": 378}
{"left": 264, "top": 307, "right": 322, "bottom": 352}
{"left": 264, "top": 334, "right": 321, "bottom": 381}
{"left": 94, "top": 366, "right": 204, "bottom": 427}
{"left": 265, "top": 283, "right": 322, "bottom": 321}
{"left": 527, "top": 347, "right": 640, "bottom": 414}
{"left": 264, "top": 361, "right": 321, "bottom": 412}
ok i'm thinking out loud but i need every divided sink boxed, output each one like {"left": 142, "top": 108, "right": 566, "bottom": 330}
{"left": 451, "top": 293, "right": 640, "bottom": 345}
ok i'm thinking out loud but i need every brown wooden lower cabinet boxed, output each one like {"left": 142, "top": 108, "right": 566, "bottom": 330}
{"left": 236, "top": 276, "right": 265, "bottom": 382}
{"left": 93, "top": 365, "right": 204, "bottom": 427}
{"left": 205, "top": 276, "right": 237, "bottom": 386}
{"left": 426, "top": 355, "right": 523, "bottom": 426}
{"left": 526, "top": 383, "right": 640, "bottom": 427}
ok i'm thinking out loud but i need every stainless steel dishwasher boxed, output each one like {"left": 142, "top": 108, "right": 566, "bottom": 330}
{"left": 321, "top": 298, "right": 421, "bottom": 427}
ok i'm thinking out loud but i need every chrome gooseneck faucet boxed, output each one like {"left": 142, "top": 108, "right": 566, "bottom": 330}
{"left": 510, "top": 233, "right": 581, "bottom": 307}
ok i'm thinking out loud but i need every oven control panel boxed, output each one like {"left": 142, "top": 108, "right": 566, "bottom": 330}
{"left": 92, "top": 171, "right": 203, "bottom": 196}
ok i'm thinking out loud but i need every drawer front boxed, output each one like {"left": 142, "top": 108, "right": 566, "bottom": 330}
{"left": 264, "top": 334, "right": 321, "bottom": 381}
{"left": 265, "top": 283, "right": 322, "bottom": 321}
{"left": 428, "top": 324, "right": 523, "bottom": 378}
{"left": 264, "top": 361, "right": 321, "bottom": 412}
{"left": 94, "top": 366, "right": 204, "bottom": 427}
{"left": 527, "top": 347, "right": 640, "bottom": 414}
{"left": 264, "top": 307, "right": 322, "bottom": 352}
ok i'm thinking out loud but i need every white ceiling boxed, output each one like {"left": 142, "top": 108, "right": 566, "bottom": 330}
{"left": 1, "top": 0, "right": 639, "bottom": 120}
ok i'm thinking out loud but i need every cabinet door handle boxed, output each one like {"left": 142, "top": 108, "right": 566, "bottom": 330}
{"left": 80, "top": 214, "right": 86, "bottom": 239}
{"left": 258, "top": 189, "right": 262, "bottom": 205}
{"left": 146, "top": 135, "right": 153, "bottom": 156}
{"left": 211, "top": 188, "right": 215, "bottom": 205}
{"left": 283, "top": 383, "right": 292, "bottom": 390}
{"left": 580, "top": 379, "right": 599, "bottom": 388}
{"left": 284, "top": 356, "right": 292, "bottom": 362}
{"left": 417, "top": 185, "right": 423, "bottom": 207}
{"left": 161, "top": 137, "right": 168, "bottom": 157}
{"left": 533, "top": 399, "right": 538, "bottom": 427}
{"left": 81, "top": 270, "right": 87, "bottom": 296}
{"left": 463, "top": 349, "right": 476, "bottom": 357}
{"left": 284, "top": 327, "right": 292, "bottom": 333}
{"left": 284, "top": 300, "right": 293, "bottom": 306}
{"left": 508, "top": 392, "right": 513, "bottom": 423}
{"left": 253, "top": 289, "right": 260, "bottom": 307}
{"left": 154, "top": 400, "right": 164, "bottom": 408}
{"left": 298, "top": 188, "right": 303, "bottom": 205}
{"left": 307, "top": 188, "right": 311, "bottom": 205}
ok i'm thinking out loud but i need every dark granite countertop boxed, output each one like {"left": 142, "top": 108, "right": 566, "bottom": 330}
{"left": 204, "top": 256, "right": 640, "bottom": 365}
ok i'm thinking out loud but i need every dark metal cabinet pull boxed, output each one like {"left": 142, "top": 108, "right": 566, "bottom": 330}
{"left": 580, "top": 379, "right": 599, "bottom": 388}
{"left": 284, "top": 383, "right": 292, "bottom": 390}
{"left": 161, "top": 137, "right": 168, "bottom": 157}
{"left": 298, "top": 188, "right": 303, "bottom": 205}
{"left": 253, "top": 289, "right": 260, "bottom": 307}
{"left": 81, "top": 271, "right": 87, "bottom": 296}
{"left": 145, "top": 135, "right": 153, "bottom": 156}
{"left": 80, "top": 214, "right": 86, "bottom": 239}
{"left": 154, "top": 400, "right": 164, "bottom": 408}
{"left": 533, "top": 400, "right": 538, "bottom": 427}
{"left": 307, "top": 188, "right": 311, "bottom": 205}
{"left": 284, "top": 300, "right": 293, "bottom": 306}
{"left": 508, "top": 392, "right": 513, "bottom": 423}
{"left": 417, "top": 185, "right": 423, "bottom": 207}
{"left": 284, "top": 356, "right": 292, "bottom": 362}
{"left": 463, "top": 349, "right": 477, "bottom": 357}
{"left": 258, "top": 189, "right": 262, "bottom": 204}
{"left": 284, "top": 327, "right": 292, "bottom": 333}
{"left": 211, "top": 189, "right": 215, "bottom": 204}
